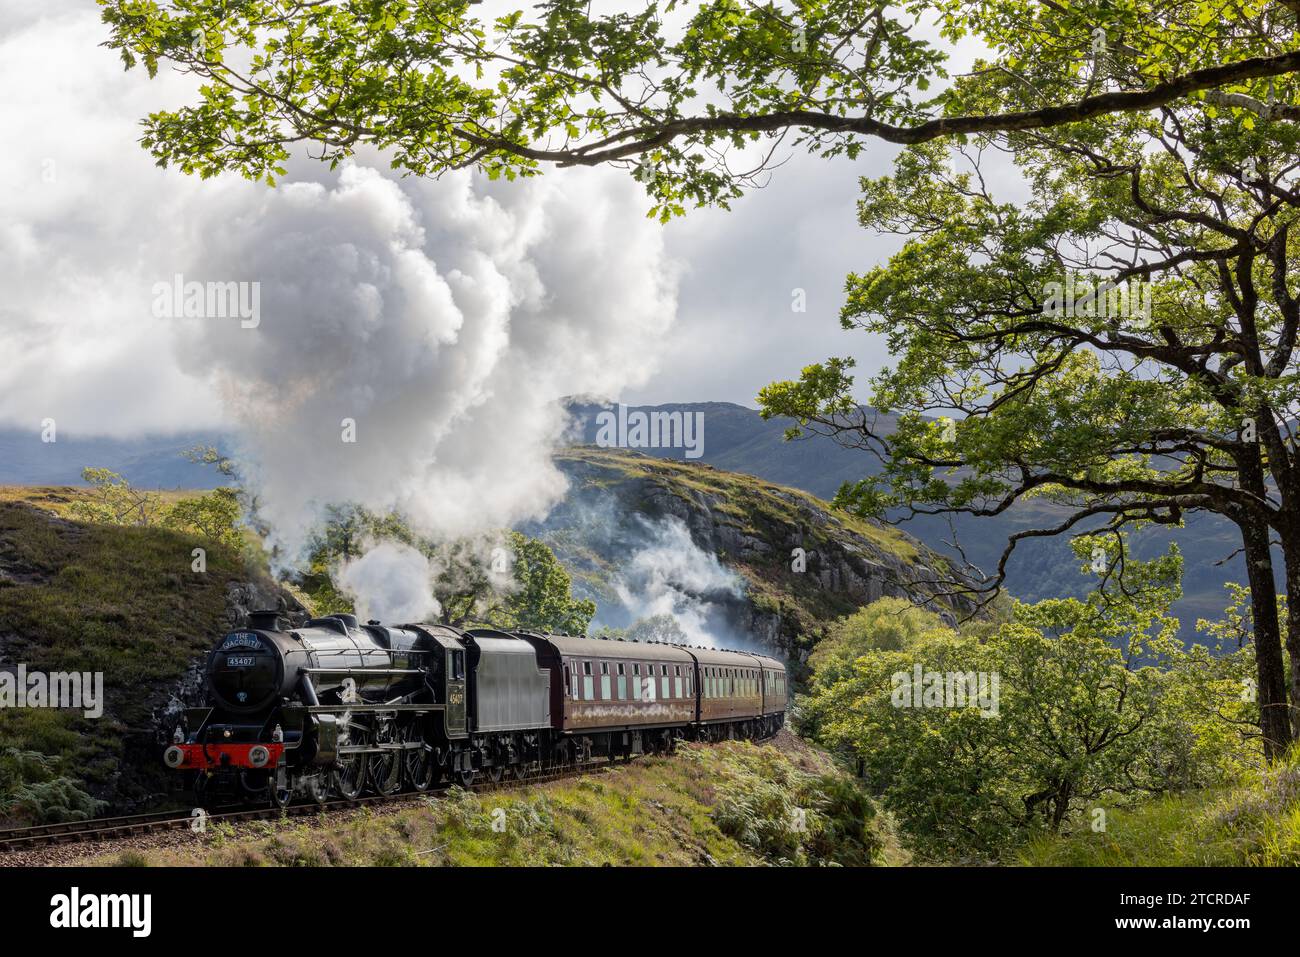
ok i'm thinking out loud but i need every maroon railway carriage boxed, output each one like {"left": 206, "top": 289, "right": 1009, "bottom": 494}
{"left": 524, "top": 633, "right": 697, "bottom": 760}
{"left": 525, "top": 634, "right": 786, "bottom": 760}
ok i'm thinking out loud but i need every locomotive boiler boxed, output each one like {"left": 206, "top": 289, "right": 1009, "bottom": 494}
{"left": 166, "top": 611, "right": 788, "bottom": 807}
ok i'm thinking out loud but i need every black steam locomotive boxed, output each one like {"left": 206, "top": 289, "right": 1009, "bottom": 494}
{"left": 165, "top": 611, "right": 788, "bottom": 806}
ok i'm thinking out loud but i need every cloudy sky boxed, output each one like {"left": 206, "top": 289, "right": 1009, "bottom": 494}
{"left": 0, "top": 3, "right": 917, "bottom": 419}
{"left": 0, "top": 1, "right": 984, "bottom": 553}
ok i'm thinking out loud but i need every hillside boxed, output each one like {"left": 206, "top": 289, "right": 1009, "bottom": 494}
{"left": 0, "top": 487, "right": 298, "bottom": 819}
{"left": 0, "top": 404, "right": 1249, "bottom": 638}
{"left": 527, "top": 448, "right": 976, "bottom": 665}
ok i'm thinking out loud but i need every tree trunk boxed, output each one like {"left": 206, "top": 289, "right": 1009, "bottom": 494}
{"left": 1281, "top": 534, "right": 1300, "bottom": 740}
{"left": 1239, "top": 518, "right": 1290, "bottom": 759}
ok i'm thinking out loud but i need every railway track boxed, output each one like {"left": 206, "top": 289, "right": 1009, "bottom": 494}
{"left": 0, "top": 754, "right": 639, "bottom": 854}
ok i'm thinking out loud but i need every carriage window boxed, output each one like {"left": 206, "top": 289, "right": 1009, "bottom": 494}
{"left": 564, "top": 664, "right": 572, "bottom": 698}
{"left": 582, "top": 661, "right": 594, "bottom": 700}
{"left": 631, "top": 664, "right": 642, "bottom": 700}
{"left": 600, "top": 661, "right": 611, "bottom": 699}
{"left": 617, "top": 662, "right": 627, "bottom": 700}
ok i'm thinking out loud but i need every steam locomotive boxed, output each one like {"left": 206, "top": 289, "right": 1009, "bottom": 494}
{"left": 165, "top": 611, "right": 788, "bottom": 806}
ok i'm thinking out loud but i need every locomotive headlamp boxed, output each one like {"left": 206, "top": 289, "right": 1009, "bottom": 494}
{"left": 271, "top": 724, "right": 284, "bottom": 744}
{"left": 222, "top": 728, "right": 233, "bottom": 739}
{"left": 172, "top": 726, "right": 184, "bottom": 744}
{"left": 248, "top": 745, "right": 271, "bottom": 768}
{"left": 163, "top": 746, "right": 185, "bottom": 768}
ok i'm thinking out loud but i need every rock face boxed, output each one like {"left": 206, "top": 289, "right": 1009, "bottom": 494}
{"left": 533, "top": 449, "right": 978, "bottom": 666}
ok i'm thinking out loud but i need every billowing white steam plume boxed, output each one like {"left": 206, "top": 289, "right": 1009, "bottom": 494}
{"left": 0, "top": 6, "right": 680, "bottom": 616}
{"left": 172, "top": 162, "right": 678, "bottom": 562}
{"left": 335, "top": 542, "right": 442, "bottom": 624}
{"left": 612, "top": 517, "right": 747, "bottom": 647}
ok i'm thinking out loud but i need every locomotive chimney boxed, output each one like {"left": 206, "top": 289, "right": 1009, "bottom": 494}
{"left": 246, "top": 610, "right": 286, "bottom": 631}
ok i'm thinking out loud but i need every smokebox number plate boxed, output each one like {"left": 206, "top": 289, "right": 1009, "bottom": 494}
{"left": 226, "top": 656, "right": 256, "bottom": 667}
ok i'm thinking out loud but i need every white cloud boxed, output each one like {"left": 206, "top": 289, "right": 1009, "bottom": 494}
{"left": 0, "top": 5, "right": 679, "bottom": 559}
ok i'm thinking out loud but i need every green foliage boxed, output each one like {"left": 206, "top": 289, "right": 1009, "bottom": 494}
{"left": 808, "top": 596, "right": 954, "bottom": 675}
{"left": 69, "top": 468, "right": 165, "bottom": 528}
{"left": 68, "top": 467, "right": 245, "bottom": 551}
{"left": 686, "top": 743, "right": 881, "bottom": 866}
{"left": 1024, "top": 745, "right": 1300, "bottom": 867}
{"left": 99, "top": 0, "right": 1296, "bottom": 218}
{"left": 0, "top": 748, "right": 106, "bottom": 826}
{"left": 502, "top": 532, "right": 597, "bottom": 633}
{"left": 300, "top": 507, "right": 594, "bottom": 633}
{"left": 163, "top": 487, "right": 243, "bottom": 549}
{"left": 802, "top": 545, "right": 1259, "bottom": 860}
{"left": 606, "top": 614, "right": 688, "bottom": 644}
{"left": 181, "top": 444, "right": 236, "bottom": 477}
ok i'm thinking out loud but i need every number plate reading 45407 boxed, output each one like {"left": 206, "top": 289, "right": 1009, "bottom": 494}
{"left": 227, "top": 656, "right": 256, "bottom": 667}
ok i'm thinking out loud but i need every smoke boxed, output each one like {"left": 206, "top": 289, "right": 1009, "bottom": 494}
{"left": 0, "top": 6, "right": 681, "bottom": 616}
{"left": 610, "top": 517, "right": 748, "bottom": 648}
{"left": 335, "top": 542, "right": 441, "bottom": 624}
{"left": 169, "top": 161, "right": 678, "bottom": 564}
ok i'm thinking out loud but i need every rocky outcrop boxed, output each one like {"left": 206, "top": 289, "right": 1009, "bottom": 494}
{"left": 539, "top": 449, "right": 978, "bottom": 666}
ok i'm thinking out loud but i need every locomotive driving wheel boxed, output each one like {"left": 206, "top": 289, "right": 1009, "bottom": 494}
{"left": 331, "top": 714, "right": 369, "bottom": 800}
{"left": 368, "top": 719, "right": 402, "bottom": 796}
{"left": 403, "top": 725, "right": 436, "bottom": 792}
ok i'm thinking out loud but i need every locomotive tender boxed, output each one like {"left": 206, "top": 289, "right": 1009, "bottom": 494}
{"left": 164, "top": 611, "right": 788, "bottom": 806}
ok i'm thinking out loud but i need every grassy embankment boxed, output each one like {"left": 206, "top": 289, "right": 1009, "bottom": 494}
{"left": 1021, "top": 748, "right": 1300, "bottom": 866}
{"left": 95, "top": 735, "right": 896, "bottom": 867}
